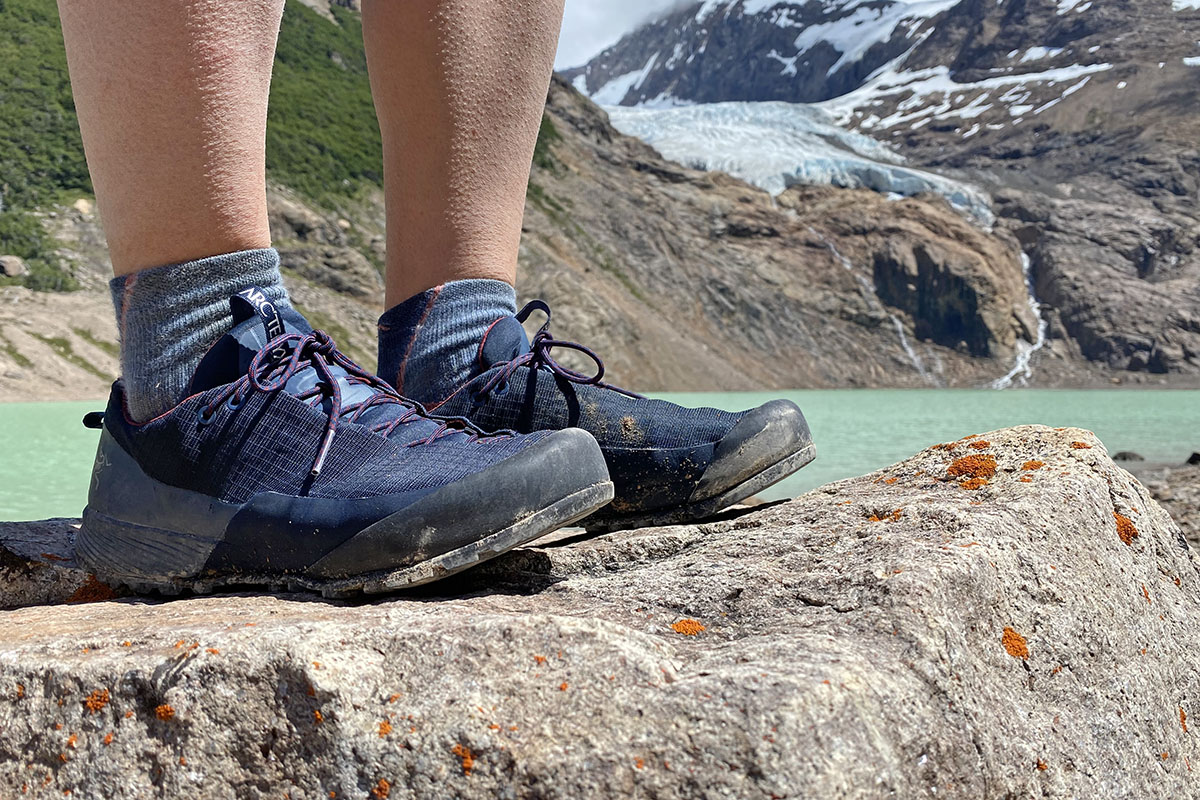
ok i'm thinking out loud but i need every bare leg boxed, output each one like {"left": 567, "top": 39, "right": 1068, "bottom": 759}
{"left": 57, "top": 0, "right": 284, "bottom": 275}
{"left": 362, "top": 0, "right": 565, "bottom": 306}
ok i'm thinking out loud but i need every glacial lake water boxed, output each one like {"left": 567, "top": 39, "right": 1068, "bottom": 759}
{"left": 1, "top": 390, "right": 1198, "bottom": 522}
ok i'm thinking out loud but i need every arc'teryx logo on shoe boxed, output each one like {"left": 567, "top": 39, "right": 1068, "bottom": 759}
{"left": 238, "top": 287, "right": 290, "bottom": 361}
{"left": 238, "top": 287, "right": 284, "bottom": 339}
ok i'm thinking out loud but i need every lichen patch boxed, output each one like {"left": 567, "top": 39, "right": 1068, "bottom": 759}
{"left": 1002, "top": 626, "right": 1029, "bottom": 659}
{"left": 1114, "top": 513, "right": 1139, "bottom": 546}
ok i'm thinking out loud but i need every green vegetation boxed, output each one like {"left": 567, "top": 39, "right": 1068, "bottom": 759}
{"left": 532, "top": 115, "right": 563, "bottom": 174}
{"left": 267, "top": 2, "right": 383, "bottom": 205}
{"left": 0, "top": 336, "right": 33, "bottom": 369}
{"left": 73, "top": 327, "right": 119, "bottom": 358}
{"left": 0, "top": 0, "right": 87, "bottom": 291}
{"left": 286, "top": 293, "right": 374, "bottom": 368}
{"left": 29, "top": 332, "right": 112, "bottom": 381}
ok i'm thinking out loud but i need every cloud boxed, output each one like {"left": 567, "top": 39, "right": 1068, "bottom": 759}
{"left": 555, "top": 0, "right": 691, "bottom": 69}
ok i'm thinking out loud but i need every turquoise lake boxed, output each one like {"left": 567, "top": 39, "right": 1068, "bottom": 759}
{"left": 2, "top": 390, "right": 1198, "bottom": 522}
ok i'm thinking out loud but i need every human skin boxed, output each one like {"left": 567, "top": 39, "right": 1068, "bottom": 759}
{"left": 362, "top": 0, "right": 566, "bottom": 307}
{"left": 58, "top": 0, "right": 564, "bottom": 298}
{"left": 57, "top": 0, "right": 284, "bottom": 276}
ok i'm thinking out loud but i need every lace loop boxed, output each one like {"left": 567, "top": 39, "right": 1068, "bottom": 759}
{"left": 477, "top": 302, "right": 642, "bottom": 401}
{"left": 203, "top": 330, "right": 485, "bottom": 477}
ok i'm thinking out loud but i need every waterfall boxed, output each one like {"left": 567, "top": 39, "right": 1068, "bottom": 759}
{"left": 992, "top": 252, "right": 1048, "bottom": 390}
{"left": 809, "top": 227, "right": 938, "bottom": 386}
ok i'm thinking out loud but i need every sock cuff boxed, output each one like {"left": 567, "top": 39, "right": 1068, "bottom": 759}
{"left": 377, "top": 279, "right": 516, "bottom": 398}
{"left": 111, "top": 247, "right": 289, "bottom": 421}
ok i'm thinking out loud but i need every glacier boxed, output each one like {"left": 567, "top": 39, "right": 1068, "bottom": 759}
{"left": 605, "top": 101, "right": 995, "bottom": 223}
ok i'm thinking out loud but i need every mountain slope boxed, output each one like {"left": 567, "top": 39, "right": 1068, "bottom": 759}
{"left": 568, "top": 0, "right": 1200, "bottom": 381}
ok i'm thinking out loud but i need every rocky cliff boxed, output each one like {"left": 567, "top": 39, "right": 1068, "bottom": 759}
{"left": 0, "top": 425, "right": 1196, "bottom": 798}
{"left": 569, "top": 0, "right": 1200, "bottom": 382}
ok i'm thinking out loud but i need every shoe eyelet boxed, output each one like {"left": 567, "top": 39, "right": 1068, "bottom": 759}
{"left": 493, "top": 381, "right": 509, "bottom": 397}
{"left": 197, "top": 406, "right": 217, "bottom": 426}
{"left": 226, "top": 395, "right": 243, "bottom": 411}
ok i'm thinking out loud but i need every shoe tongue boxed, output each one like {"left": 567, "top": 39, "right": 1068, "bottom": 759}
{"left": 189, "top": 287, "right": 314, "bottom": 394}
{"left": 478, "top": 315, "right": 530, "bottom": 369}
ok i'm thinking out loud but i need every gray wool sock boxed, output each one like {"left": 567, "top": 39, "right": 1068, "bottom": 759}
{"left": 376, "top": 279, "right": 517, "bottom": 403}
{"left": 110, "top": 248, "right": 288, "bottom": 421}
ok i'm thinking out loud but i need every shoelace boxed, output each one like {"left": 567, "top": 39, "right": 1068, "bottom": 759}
{"left": 202, "top": 330, "right": 486, "bottom": 477}
{"left": 476, "top": 300, "right": 643, "bottom": 401}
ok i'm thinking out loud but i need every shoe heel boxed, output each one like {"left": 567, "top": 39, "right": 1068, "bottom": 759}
{"left": 78, "top": 428, "right": 236, "bottom": 586}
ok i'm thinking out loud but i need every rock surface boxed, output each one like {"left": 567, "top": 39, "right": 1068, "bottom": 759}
{"left": 0, "top": 256, "right": 27, "bottom": 278}
{"left": 0, "top": 425, "right": 1196, "bottom": 799}
{"left": 1140, "top": 464, "right": 1200, "bottom": 551}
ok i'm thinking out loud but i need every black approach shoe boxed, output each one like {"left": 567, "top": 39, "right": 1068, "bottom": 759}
{"left": 420, "top": 301, "right": 815, "bottom": 532}
{"left": 76, "top": 289, "right": 613, "bottom": 598}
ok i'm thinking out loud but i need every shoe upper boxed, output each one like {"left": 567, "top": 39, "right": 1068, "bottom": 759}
{"left": 429, "top": 301, "right": 748, "bottom": 512}
{"left": 102, "top": 289, "right": 550, "bottom": 506}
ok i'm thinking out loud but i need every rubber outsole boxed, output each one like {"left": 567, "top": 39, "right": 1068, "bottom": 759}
{"left": 582, "top": 441, "right": 815, "bottom": 534}
{"left": 84, "top": 480, "right": 613, "bottom": 599}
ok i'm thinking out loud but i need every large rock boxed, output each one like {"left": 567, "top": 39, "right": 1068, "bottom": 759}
{"left": 0, "top": 425, "right": 1195, "bottom": 798}
{"left": 0, "top": 255, "right": 28, "bottom": 278}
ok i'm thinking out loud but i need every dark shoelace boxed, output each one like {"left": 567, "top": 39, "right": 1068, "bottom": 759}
{"left": 202, "top": 330, "right": 487, "bottom": 476}
{"left": 476, "top": 300, "right": 643, "bottom": 400}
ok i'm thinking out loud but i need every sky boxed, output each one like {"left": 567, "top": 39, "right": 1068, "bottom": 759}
{"left": 555, "top": 0, "right": 686, "bottom": 69}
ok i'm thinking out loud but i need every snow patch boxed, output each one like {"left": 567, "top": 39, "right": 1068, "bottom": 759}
{"left": 1173, "top": 0, "right": 1200, "bottom": 10}
{"left": 591, "top": 53, "right": 660, "bottom": 105}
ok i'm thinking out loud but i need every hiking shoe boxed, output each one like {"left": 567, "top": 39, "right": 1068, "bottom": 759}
{"left": 421, "top": 301, "right": 815, "bottom": 532}
{"left": 76, "top": 289, "right": 613, "bottom": 598}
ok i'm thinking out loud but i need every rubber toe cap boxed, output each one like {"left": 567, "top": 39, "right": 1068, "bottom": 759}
{"left": 688, "top": 399, "right": 812, "bottom": 504}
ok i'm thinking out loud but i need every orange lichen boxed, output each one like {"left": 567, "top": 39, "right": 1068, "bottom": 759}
{"left": 488, "top": 724, "right": 500, "bottom": 731}
{"left": 205, "top": 648, "right": 220, "bottom": 655}
{"left": 451, "top": 744, "right": 475, "bottom": 775}
{"left": 54, "top": 723, "right": 62, "bottom": 730}
{"left": 883, "top": 477, "right": 899, "bottom": 485}
{"left": 1022, "top": 460, "right": 1045, "bottom": 471}
{"left": 1018, "top": 476, "right": 1033, "bottom": 483}
{"left": 65, "top": 576, "right": 117, "bottom": 604}
{"left": 103, "top": 733, "right": 113, "bottom": 746}
{"left": 968, "top": 440, "right": 991, "bottom": 450}
{"left": 533, "top": 655, "right": 547, "bottom": 665}
{"left": 65, "top": 735, "right": 76, "bottom": 749}
{"left": 370, "top": 779, "right": 391, "bottom": 799}
{"left": 959, "top": 478, "right": 989, "bottom": 491}
{"left": 1182, "top": 708, "right": 1189, "bottom": 733}
{"left": 947, "top": 454, "right": 997, "bottom": 480}
{"left": 313, "top": 710, "right": 324, "bottom": 725}
{"left": 1114, "top": 512, "right": 1139, "bottom": 546}
{"left": 1162, "top": 752, "right": 1170, "bottom": 760}
{"left": 378, "top": 720, "right": 392, "bottom": 738}
{"left": 931, "top": 442, "right": 958, "bottom": 452}
{"left": 178, "top": 757, "right": 186, "bottom": 766}
{"left": 387, "top": 693, "right": 400, "bottom": 703}
{"left": 75, "top": 690, "right": 112, "bottom": 726}
{"left": 1070, "top": 441, "right": 1092, "bottom": 450}
{"left": 124, "top": 710, "right": 134, "bottom": 719}
{"left": 16, "top": 684, "right": 24, "bottom": 699}
{"left": 558, "top": 682, "right": 569, "bottom": 691}
{"left": 635, "top": 758, "right": 645, "bottom": 769}
{"left": 1142, "top": 585, "right": 1151, "bottom": 604}
{"left": 120, "top": 641, "right": 131, "bottom": 648}
{"left": 1002, "top": 627, "right": 1029, "bottom": 659}
{"left": 869, "top": 508, "right": 904, "bottom": 522}
{"left": 671, "top": 619, "right": 706, "bottom": 636}
{"left": 173, "top": 640, "right": 185, "bottom": 649}
{"left": 155, "top": 704, "right": 175, "bottom": 721}
{"left": 58, "top": 754, "right": 67, "bottom": 763}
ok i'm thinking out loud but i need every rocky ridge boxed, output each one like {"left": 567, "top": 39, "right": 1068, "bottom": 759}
{"left": 0, "top": 425, "right": 1195, "bottom": 798}
{"left": 569, "top": 0, "right": 1200, "bottom": 382}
